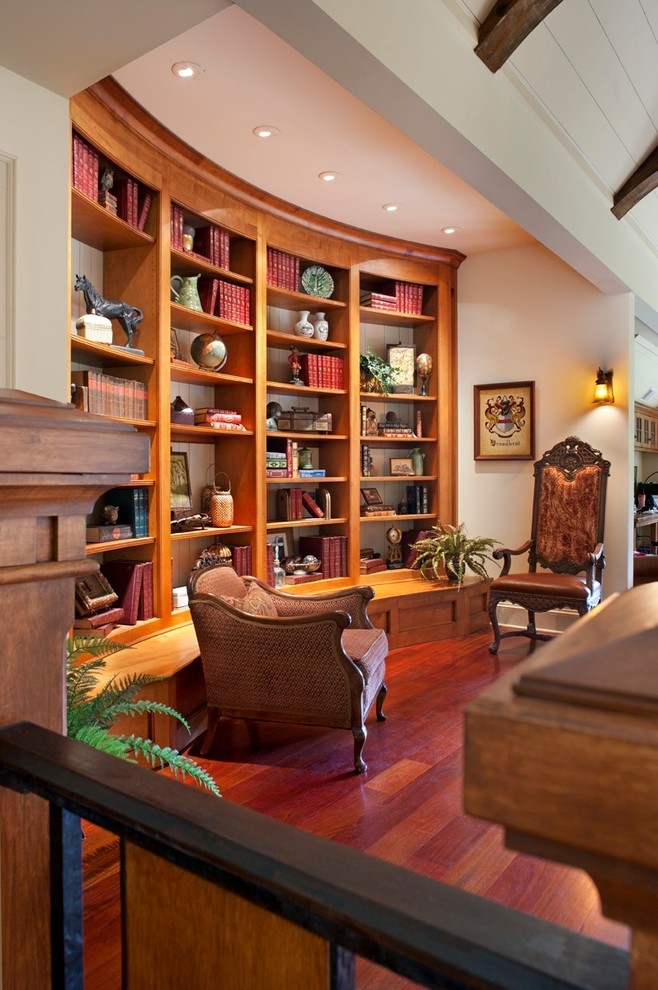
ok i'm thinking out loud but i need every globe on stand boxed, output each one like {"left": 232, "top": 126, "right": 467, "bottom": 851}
{"left": 190, "top": 333, "right": 228, "bottom": 371}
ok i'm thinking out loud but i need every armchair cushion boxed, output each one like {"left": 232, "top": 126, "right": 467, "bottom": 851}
{"left": 491, "top": 572, "right": 601, "bottom": 604}
{"left": 222, "top": 582, "right": 277, "bottom": 617}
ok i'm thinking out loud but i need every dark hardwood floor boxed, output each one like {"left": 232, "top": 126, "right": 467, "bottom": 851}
{"left": 82, "top": 630, "right": 630, "bottom": 988}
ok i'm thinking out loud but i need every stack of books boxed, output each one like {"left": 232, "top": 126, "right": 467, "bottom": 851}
{"left": 195, "top": 224, "right": 230, "bottom": 269}
{"left": 266, "top": 247, "right": 299, "bottom": 291}
{"left": 72, "top": 132, "right": 99, "bottom": 200}
{"left": 405, "top": 484, "right": 430, "bottom": 514}
{"left": 266, "top": 440, "right": 299, "bottom": 477}
{"left": 298, "top": 354, "right": 344, "bottom": 389}
{"left": 360, "top": 556, "right": 387, "bottom": 575}
{"left": 100, "top": 559, "right": 154, "bottom": 625}
{"left": 384, "top": 281, "right": 424, "bottom": 315}
{"left": 71, "top": 371, "right": 148, "bottom": 419}
{"left": 298, "top": 535, "right": 348, "bottom": 577}
{"left": 360, "top": 289, "right": 398, "bottom": 311}
{"left": 195, "top": 407, "right": 245, "bottom": 431}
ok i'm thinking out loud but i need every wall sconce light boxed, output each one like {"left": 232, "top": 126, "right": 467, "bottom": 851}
{"left": 592, "top": 367, "right": 614, "bottom": 405}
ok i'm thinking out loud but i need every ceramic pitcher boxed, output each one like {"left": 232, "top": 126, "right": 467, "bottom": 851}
{"left": 170, "top": 274, "right": 203, "bottom": 311}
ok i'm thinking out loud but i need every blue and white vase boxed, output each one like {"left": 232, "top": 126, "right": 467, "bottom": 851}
{"left": 310, "top": 312, "right": 329, "bottom": 341}
{"left": 294, "top": 310, "right": 314, "bottom": 338}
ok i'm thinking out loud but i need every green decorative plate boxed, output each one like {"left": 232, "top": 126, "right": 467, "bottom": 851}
{"left": 301, "top": 264, "right": 334, "bottom": 299}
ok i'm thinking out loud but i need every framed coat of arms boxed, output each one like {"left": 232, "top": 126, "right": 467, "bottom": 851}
{"left": 474, "top": 381, "right": 535, "bottom": 460}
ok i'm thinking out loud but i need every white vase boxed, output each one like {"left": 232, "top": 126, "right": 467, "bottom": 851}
{"left": 310, "top": 312, "right": 329, "bottom": 341}
{"left": 294, "top": 310, "right": 314, "bottom": 338}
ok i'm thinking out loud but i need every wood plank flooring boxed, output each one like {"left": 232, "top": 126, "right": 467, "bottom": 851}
{"left": 82, "top": 631, "right": 630, "bottom": 988}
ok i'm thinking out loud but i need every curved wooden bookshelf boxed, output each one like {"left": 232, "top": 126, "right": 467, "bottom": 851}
{"left": 70, "top": 79, "right": 465, "bottom": 644}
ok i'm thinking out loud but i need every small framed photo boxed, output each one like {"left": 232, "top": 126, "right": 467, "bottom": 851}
{"left": 474, "top": 381, "right": 535, "bottom": 460}
{"left": 390, "top": 457, "right": 415, "bottom": 476}
{"left": 387, "top": 343, "right": 416, "bottom": 393}
{"left": 361, "top": 487, "right": 384, "bottom": 506}
{"left": 170, "top": 450, "right": 193, "bottom": 509}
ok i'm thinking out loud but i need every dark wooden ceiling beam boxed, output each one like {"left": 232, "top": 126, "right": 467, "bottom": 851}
{"left": 612, "top": 145, "right": 658, "bottom": 219}
{"left": 475, "top": 0, "right": 566, "bottom": 73}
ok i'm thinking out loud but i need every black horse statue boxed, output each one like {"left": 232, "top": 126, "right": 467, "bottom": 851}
{"left": 74, "top": 274, "right": 143, "bottom": 348}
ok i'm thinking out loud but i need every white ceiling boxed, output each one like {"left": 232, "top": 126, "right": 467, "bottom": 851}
{"left": 3, "top": 0, "right": 658, "bottom": 395}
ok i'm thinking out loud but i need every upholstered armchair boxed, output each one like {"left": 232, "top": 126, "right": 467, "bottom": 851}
{"left": 187, "top": 565, "right": 388, "bottom": 773}
{"left": 488, "top": 436, "right": 610, "bottom": 655}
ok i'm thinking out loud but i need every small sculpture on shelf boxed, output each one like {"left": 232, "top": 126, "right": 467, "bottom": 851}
{"left": 289, "top": 344, "right": 303, "bottom": 385}
{"left": 416, "top": 353, "right": 433, "bottom": 396}
{"left": 74, "top": 274, "right": 144, "bottom": 351}
{"left": 266, "top": 401, "right": 282, "bottom": 430}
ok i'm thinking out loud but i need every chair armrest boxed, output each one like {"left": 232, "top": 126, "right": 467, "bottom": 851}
{"left": 492, "top": 540, "right": 533, "bottom": 577}
{"left": 245, "top": 578, "right": 375, "bottom": 629}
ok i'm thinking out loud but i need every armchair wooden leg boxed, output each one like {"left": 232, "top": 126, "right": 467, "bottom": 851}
{"left": 200, "top": 707, "right": 220, "bottom": 756}
{"left": 352, "top": 725, "right": 367, "bottom": 774}
{"left": 488, "top": 599, "right": 502, "bottom": 655}
{"left": 376, "top": 683, "right": 387, "bottom": 721}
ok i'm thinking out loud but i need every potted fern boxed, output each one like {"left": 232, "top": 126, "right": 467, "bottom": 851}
{"left": 67, "top": 634, "right": 220, "bottom": 796}
{"left": 360, "top": 349, "right": 399, "bottom": 395}
{"left": 411, "top": 522, "right": 500, "bottom": 585}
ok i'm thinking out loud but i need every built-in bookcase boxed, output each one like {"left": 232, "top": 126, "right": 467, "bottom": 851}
{"left": 69, "top": 82, "right": 463, "bottom": 643}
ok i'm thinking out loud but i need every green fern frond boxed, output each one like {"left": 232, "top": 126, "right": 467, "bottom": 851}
{"left": 66, "top": 634, "right": 221, "bottom": 798}
{"left": 125, "top": 736, "right": 221, "bottom": 796}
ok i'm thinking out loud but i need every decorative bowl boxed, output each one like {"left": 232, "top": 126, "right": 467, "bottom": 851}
{"left": 284, "top": 554, "right": 321, "bottom": 575}
{"left": 301, "top": 265, "right": 334, "bottom": 299}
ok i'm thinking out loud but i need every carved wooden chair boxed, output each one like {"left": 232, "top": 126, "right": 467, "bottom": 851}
{"left": 187, "top": 565, "right": 388, "bottom": 773}
{"left": 488, "top": 436, "right": 610, "bottom": 655}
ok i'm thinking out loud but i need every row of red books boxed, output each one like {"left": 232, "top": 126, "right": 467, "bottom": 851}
{"left": 71, "top": 370, "right": 148, "bottom": 420}
{"left": 72, "top": 133, "right": 152, "bottom": 230}
{"left": 198, "top": 276, "right": 251, "bottom": 325}
{"left": 299, "top": 535, "right": 348, "bottom": 578}
{"left": 114, "top": 177, "right": 152, "bottom": 232}
{"left": 231, "top": 544, "right": 253, "bottom": 577}
{"left": 299, "top": 353, "right": 344, "bottom": 389}
{"left": 72, "top": 133, "right": 100, "bottom": 200}
{"left": 267, "top": 247, "right": 299, "bottom": 292}
{"left": 171, "top": 206, "right": 231, "bottom": 269}
{"left": 195, "top": 224, "right": 230, "bottom": 269}
{"left": 385, "top": 280, "right": 424, "bottom": 315}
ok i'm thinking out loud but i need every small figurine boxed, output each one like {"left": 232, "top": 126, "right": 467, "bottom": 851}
{"left": 74, "top": 274, "right": 144, "bottom": 350}
{"left": 99, "top": 167, "right": 114, "bottom": 192}
{"left": 103, "top": 505, "right": 119, "bottom": 524}
{"left": 288, "top": 345, "right": 302, "bottom": 385}
{"left": 266, "top": 401, "right": 282, "bottom": 430}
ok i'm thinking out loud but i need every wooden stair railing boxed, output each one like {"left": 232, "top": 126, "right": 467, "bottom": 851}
{"left": 0, "top": 720, "right": 628, "bottom": 990}
{"left": 465, "top": 583, "right": 658, "bottom": 990}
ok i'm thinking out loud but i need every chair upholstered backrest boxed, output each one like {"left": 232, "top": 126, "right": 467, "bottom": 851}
{"left": 530, "top": 437, "right": 610, "bottom": 574}
{"left": 188, "top": 564, "right": 247, "bottom": 599}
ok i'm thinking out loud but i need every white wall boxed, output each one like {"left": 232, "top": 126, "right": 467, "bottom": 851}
{"left": 458, "top": 242, "right": 633, "bottom": 601}
{"left": 0, "top": 65, "right": 69, "bottom": 400}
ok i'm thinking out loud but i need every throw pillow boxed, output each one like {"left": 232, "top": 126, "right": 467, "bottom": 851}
{"left": 223, "top": 582, "right": 277, "bottom": 617}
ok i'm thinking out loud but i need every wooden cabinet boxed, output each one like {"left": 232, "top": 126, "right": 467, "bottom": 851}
{"left": 635, "top": 403, "right": 658, "bottom": 451}
{"left": 69, "top": 81, "right": 463, "bottom": 643}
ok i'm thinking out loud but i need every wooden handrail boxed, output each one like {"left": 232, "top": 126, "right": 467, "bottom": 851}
{"left": 0, "top": 721, "right": 628, "bottom": 990}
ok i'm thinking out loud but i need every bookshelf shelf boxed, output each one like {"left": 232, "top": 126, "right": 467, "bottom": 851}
{"left": 169, "top": 424, "right": 253, "bottom": 443}
{"left": 85, "top": 536, "right": 156, "bottom": 555}
{"left": 71, "top": 188, "right": 155, "bottom": 251}
{"left": 359, "top": 391, "right": 435, "bottom": 403}
{"left": 170, "top": 302, "right": 253, "bottom": 336}
{"left": 70, "top": 336, "right": 155, "bottom": 367}
{"left": 266, "top": 381, "right": 347, "bottom": 398}
{"left": 266, "top": 330, "right": 348, "bottom": 352}
{"left": 171, "top": 246, "right": 253, "bottom": 285}
{"left": 169, "top": 363, "right": 253, "bottom": 387}
{"left": 266, "top": 517, "right": 348, "bottom": 531}
{"left": 266, "top": 476, "right": 347, "bottom": 484}
{"left": 267, "top": 285, "right": 347, "bottom": 311}
{"left": 171, "top": 524, "right": 253, "bottom": 542}
{"left": 358, "top": 306, "right": 434, "bottom": 328}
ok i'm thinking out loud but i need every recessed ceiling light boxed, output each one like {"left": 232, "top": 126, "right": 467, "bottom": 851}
{"left": 253, "top": 125, "right": 280, "bottom": 138}
{"left": 319, "top": 171, "right": 340, "bottom": 182}
{"left": 171, "top": 61, "right": 205, "bottom": 79}
{"left": 382, "top": 203, "right": 400, "bottom": 212}
{"left": 441, "top": 226, "right": 460, "bottom": 235}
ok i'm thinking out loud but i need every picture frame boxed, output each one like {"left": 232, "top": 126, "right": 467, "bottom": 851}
{"left": 387, "top": 343, "right": 416, "bottom": 393}
{"left": 361, "top": 487, "right": 384, "bottom": 506}
{"left": 390, "top": 456, "right": 415, "bottom": 476}
{"left": 75, "top": 572, "right": 118, "bottom": 616}
{"left": 170, "top": 327, "right": 183, "bottom": 361}
{"left": 170, "top": 450, "right": 193, "bottom": 509}
{"left": 474, "top": 381, "right": 535, "bottom": 460}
